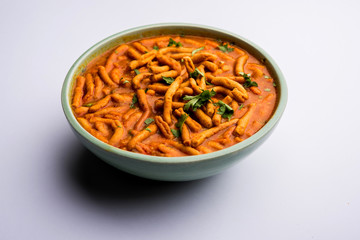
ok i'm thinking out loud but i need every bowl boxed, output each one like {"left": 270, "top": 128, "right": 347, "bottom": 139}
{"left": 61, "top": 23, "right": 287, "bottom": 181}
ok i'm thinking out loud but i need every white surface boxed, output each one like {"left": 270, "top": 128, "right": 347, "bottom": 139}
{"left": 1, "top": 0, "right": 359, "bottom": 239}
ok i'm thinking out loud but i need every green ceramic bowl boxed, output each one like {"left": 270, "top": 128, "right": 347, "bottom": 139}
{"left": 61, "top": 23, "right": 287, "bottom": 181}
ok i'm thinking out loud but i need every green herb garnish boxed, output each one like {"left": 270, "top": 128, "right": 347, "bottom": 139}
{"left": 214, "top": 100, "right": 234, "bottom": 120}
{"left": 145, "top": 88, "right": 149, "bottom": 93}
{"left": 264, "top": 75, "right": 271, "bottom": 79}
{"left": 162, "top": 76, "right": 175, "bottom": 84}
{"left": 264, "top": 88, "right": 271, "bottom": 92}
{"left": 168, "top": 38, "right": 182, "bottom": 47}
{"left": 134, "top": 69, "right": 140, "bottom": 75}
{"left": 189, "top": 68, "right": 204, "bottom": 79}
{"left": 175, "top": 114, "right": 188, "bottom": 132}
{"left": 205, "top": 80, "right": 213, "bottom": 85}
{"left": 130, "top": 94, "right": 138, "bottom": 108}
{"left": 192, "top": 46, "right": 204, "bottom": 55}
{"left": 171, "top": 129, "right": 180, "bottom": 138}
{"left": 145, "top": 128, "right": 151, "bottom": 132}
{"left": 144, "top": 118, "right": 154, "bottom": 126}
{"left": 153, "top": 46, "right": 159, "bottom": 50}
{"left": 273, "top": 82, "right": 277, "bottom": 87}
{"left": 122, "top": 80, "right": 129, "bottom": 84}
{"left": 183, "top": 89, "right": 216, "bottom": 111}
{"left": 239, "top": 72, "right": 258, "bottom": 88}
{"left": 218, "top": 43, "right": 234, "bottom": 53}
{"left": 83, "top": 103, "right": 94, "bottom": 107}
{"left": 239, "top": 104, "right": 244, "bottom": 110}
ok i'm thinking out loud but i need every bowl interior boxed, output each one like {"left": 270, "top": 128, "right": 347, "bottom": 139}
{"left": 61, "top": 23, "right": 287, "bottom": 164}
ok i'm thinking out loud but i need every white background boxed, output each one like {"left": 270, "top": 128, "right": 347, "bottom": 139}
{"left": 1, "top": 0, "right": 359, "bottom": 239}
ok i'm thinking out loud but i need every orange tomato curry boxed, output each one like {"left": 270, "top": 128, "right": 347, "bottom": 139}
{"left": 71, "top": 35, "right": 277, "bottom": 157}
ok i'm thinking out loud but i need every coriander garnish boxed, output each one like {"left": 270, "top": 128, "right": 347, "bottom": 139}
{"left": 183, "top": 89, "right": 216, "bottom": 111}
{"left": 218, "top": 43, "right": 234, "bottom": 53}
{"left": 239, "top": 72, "right": 258, "bottom": 88}
{"left": 144, "top": 118, "right": 154, "bottom": 126}
{"left": 171, "top": 129, "right": 180, "bottom": 138}
{"left": 134, "top": 69, "right": 140, "bottom": 75}
{"left": 168, "top": 38, "right": 182, "bottom": 47}
{"left": 83, "top": 103, "right": 94, "bottom": 107}
{"left": 214, "top": 100, "right": 234, "bottom": 120}
{"left": 162, "top": 76, "right": 175, "bottom": 84}
{"left": 130, "top": 94, "right": 138, "bottom": 108}
{"left": 192, "top": 46, "right": 204, "bottom": 55}
{"left": 205, "top": 80, "right": 213, "bottom": 85}
{"left": 175, "top": 114, "right": 188, "bottom": 132}
{"left": 189, "top": 68, "right": 204, "bottom": 79}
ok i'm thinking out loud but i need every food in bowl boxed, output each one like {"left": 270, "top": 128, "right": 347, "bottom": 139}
{"left": 71, "top": 35, "right": 277, "bottom": 157}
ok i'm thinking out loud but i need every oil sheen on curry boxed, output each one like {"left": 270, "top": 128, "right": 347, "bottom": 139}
{"left": 71, "top": 35, "right": 277, "bottom": 157}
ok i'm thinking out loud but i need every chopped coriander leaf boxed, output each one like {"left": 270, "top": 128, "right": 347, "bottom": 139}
{"left": 258, "top": 95, "right": 263, "bottom": 99}
{"left": 192, "top": 46, "right": 204, "bottom": 55}
{"left": 134, "top": 69, "right": 140, "bottom": 75}
{"left": 239, "top": 104, "right": 244, "bottom": 110}
{"left": 145, "top": 128, "right": 151, "bottom": 132}
{"left": 128, "top": 130, "right": 134, "bottom": 136}
{"left": 130, "top": 94, "right": 138, "bottom": 108}
{"left": 264, "top": 75, "right": 270, "bottom": 79}
{"left": 175, "top": 114, "right": 188, "bottom": 132}
{"left": 244, "top": 80, "right": 258, "bottom": 88}
{"left": 171, "top": 129, "right": 180, "bottom": 138}
{"left": 183, "top": 89, "right": 216, "bottom": 111}
{"left": 145, "top": 88, "right": 149, "bottom": 93}
{"left": 114, "top": 50, "right": 118, "bottom": 54}
{"left": 205, "top": 79, "right": 213, "bottom": 85}
{"left": 153, "top": 46, "right": 159, "bottom": 50}
{"left": 162, "top": 76, "right": 175, "bottom": 84}
{"left": 83, "top": 103, "right": 94, "bottom": 107}
{"left": 214, "top": 100, "right": 234, "bottom": 120}
{"left": 218, "top": 43, "right": 234, "bottom": 53}
{"left": 168, "top": 38, "right": 182, "bottom": 47}
{"left": 273, "top": 82, "right": 277, "bottom": 87}
{"left": 122, "top": 80, "right": 129, "bottom": 84}
{"left": 189, "top": 68, "right": 204, "bottom": 79}
{"left": 239, "top": 72, "right": 258, "bottom": 88}
{"left": 144, "top": 118, "right": 154, "bottom": 126}
{"left": 117, "top": 125, "right": 122, "bottom": 128}
{"left": 264, "top": 88, "right": 271, "bottom": 92}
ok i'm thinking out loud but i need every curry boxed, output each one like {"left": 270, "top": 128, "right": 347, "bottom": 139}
{"left": 71, "top": 35, "right": 277, "bottom": 156}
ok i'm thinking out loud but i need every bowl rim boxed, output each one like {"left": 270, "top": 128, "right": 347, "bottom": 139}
{"left": 61, "top": 22, "right": 288, "bottom": 164}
